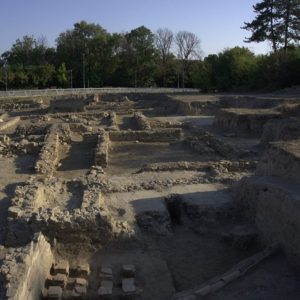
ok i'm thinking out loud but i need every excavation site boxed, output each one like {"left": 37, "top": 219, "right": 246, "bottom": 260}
{"left": 0, "top": 90, "right": 299, "bottom": 300}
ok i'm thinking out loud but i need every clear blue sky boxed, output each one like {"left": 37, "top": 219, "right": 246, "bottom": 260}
{"left": 0, "top": 0, "right": 270, "bottom": 56}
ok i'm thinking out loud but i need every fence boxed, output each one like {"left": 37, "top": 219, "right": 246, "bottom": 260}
{"left": 0, "top": 87, "right": 199, "bottom": 99}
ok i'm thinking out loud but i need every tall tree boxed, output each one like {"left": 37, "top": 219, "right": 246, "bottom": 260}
{"left": 155, "top": 28, "right": 174, "bottom": 86}
{"left": 116, "top": 26, "right": 158, "bottom": 87}
{"left": 175, "top": 31, "right": 201, "bottom": 88}
{"left": 243, "top": 0, "right": 300, "bottom": 52}
{"left": 56, "top": 21, "right": 112, "bottom": 87}
{"left": 243, "top": 0, "right": 280, "bottom": 52}
{"left": 277, "top": 0, "right": 300, "bottom": 51}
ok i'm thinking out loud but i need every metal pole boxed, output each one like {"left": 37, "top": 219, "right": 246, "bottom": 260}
{"left": 70, "top": 70, "right": 73, "bottom": 88}
{"left": 82, "top": 54, "right": 85, "bottom": 89}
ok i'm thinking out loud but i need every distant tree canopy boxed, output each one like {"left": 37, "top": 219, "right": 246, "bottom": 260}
{"left": 1, "top": 13, "right": 300, "bottom": 92}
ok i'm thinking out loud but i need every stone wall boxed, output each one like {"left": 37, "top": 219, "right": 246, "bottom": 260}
{"left": 0, "top": 233, "right": 53, "bottom": 300}
{"left": 35, "top": 124, "right": 71, "bottom": 175}
{"left": 95, "top": 129, "right": 109, "bottom": 167}
{"left": 0, "top": 117, "right": 20, "bottom": 132}
{"left": 5, "top": 179, "right": 121, "bottom": 247}
{"left": 109, "top": 129, "right": 182, "bottom": 142}
{"left": 107, "top": 111, "right": 119, "bottom": 131}
{"left": 133, "top": 112, "right": 151, "bottom": 130}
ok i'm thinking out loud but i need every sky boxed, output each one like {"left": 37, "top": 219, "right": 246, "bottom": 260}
{"left": 0, "top": 0, "right": 271, "bottom": 56}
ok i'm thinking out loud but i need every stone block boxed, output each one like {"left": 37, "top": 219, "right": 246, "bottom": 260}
{"left": 47, "top": 286, "right": 63, "bottom": 299}
{"left": 52, "top": 260, "right": 69, "bottom": 276}
{"left": 98, "top": 280, "right": 113, "bottom": 298}
{"left": 99, "top": 265, "right": 113, "bottom": 280}
{"left": 75, "top": 277, "right": 88, "bottom": 287}
{"left": 51, "top": 273, "right": 67, "bottom": 288}
{"left": 71, "top": 285, "right": 87, "bottom": 298}
{"left": 122, "top": 264, "right": 136, "bottom": 278}
{"left": 122, "top": 278, "right": 136, "bottom": 294}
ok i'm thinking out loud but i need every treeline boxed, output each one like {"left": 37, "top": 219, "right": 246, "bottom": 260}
{"left": 1, "top": 0, "right": 300, "bottom": 92}
{"left": 0, "top": 22, "right": 200, "bottom": 90}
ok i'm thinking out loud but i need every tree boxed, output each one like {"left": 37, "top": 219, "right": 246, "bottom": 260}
{"left": 155, "top": 28, "right": 174, "bottom": 86}
{"left": 56, "top": 21, "right": 112, "bottom": 87}
{"left": 243, "top": 0, "right": 300, "bottom": 52}
{"left": 57, "top": 63, "right": 68, "bottom": 88}
{"left": 277, "top": 0, "right": 300, "bottom": 51}
{"left": 175, "top": 31, "right": 201, "bottom": 88}
{"left": 115, "top": 26, "right": 158, "bottom": 87}
{"left": 243, "top": 0, "right": 280, "bottom": 52}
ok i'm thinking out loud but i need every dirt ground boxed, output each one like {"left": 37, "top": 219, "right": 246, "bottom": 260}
{"left": 0, "top": 92, "right": 299, "bottom": 300}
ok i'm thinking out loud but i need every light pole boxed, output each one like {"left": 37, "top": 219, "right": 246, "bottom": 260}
{"left": 82, "top": 53, "right": 85, "bottom": 89}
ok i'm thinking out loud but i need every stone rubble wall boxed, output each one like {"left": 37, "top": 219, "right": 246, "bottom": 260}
{"left": 0, "top": 233, "right": 53, "bottom": 300}
{"left": 0, "top": 117, "right": 20, "bottom": 132}
{"left": 133, "top": 112, "right": 151, "bottom": 130}
{"left": 107, "top": 111, "right": 119, "bottom": 131}
{"left": 35, "top": 124, "right": 71, "bottom": 175}
{"left": 0, "top": 99, "right": 44, "bottom": 110}
{"left": 109, "top": 129, "right": 182, "bottom": 142}
{"left": 5, "top": 179, "right": 126, "bottom": 247}
{"left": 95, "top": 129, "right": 109, "bottom": 167}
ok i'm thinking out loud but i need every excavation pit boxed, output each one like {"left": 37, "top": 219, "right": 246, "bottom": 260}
{"left": 107, "top": 141, "right": 199, "bottom": 174}
{"left": 1, "top": 92, "right": 300, "bottom": 300}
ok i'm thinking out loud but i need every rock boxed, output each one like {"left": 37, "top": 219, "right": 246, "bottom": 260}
{"left": 52, "top": 260, "right": 69, "bottom": 276}
{"left": 99, "top": 266, "right": 113, "bottom": 280}
{"left": 47, "top": 286, "right": 63, "bottom": 299}
{"left": 122, "top": 278, "right": 136, "bottom": 294}
{"left": 98, "top": 280, "right": 113, "bottom": 297}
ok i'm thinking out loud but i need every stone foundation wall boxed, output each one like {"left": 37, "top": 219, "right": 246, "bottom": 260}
{"left": 0, "top": 117, "right": 20, "bottom": 131}
{"left": 105, "top": 111, "right": 119, "bottom": 131}
{"left": 109, "top": 129, "right": 182, "bottom": 142}
{"left": 5, "top": 179, "right": 119, "bottom": 247}
{"left": 35, "top": 124, "right": 71, "bottom": 175}
{"left": 0, "top": 233, "right": 53, "bottom": 300}
{"left": 133, "top": 112, "right": 151, "bottom": 130}
{"left": 95, "top": 129, "right": 109, "bottom": 167}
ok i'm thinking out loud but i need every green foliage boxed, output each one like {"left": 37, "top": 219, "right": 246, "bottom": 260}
{"left": 2, "top": 19, "right": 300, "bottom": 92}
{"left": 243, "top": 0, "right": 300, "bottom": 52}
{"left": 57, "top": 63, "right": 68, "bottom": 88}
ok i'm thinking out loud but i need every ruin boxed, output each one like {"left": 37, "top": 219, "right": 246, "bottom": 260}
{"left": 0, "top": 91, "right": 300, "bottom": 300}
